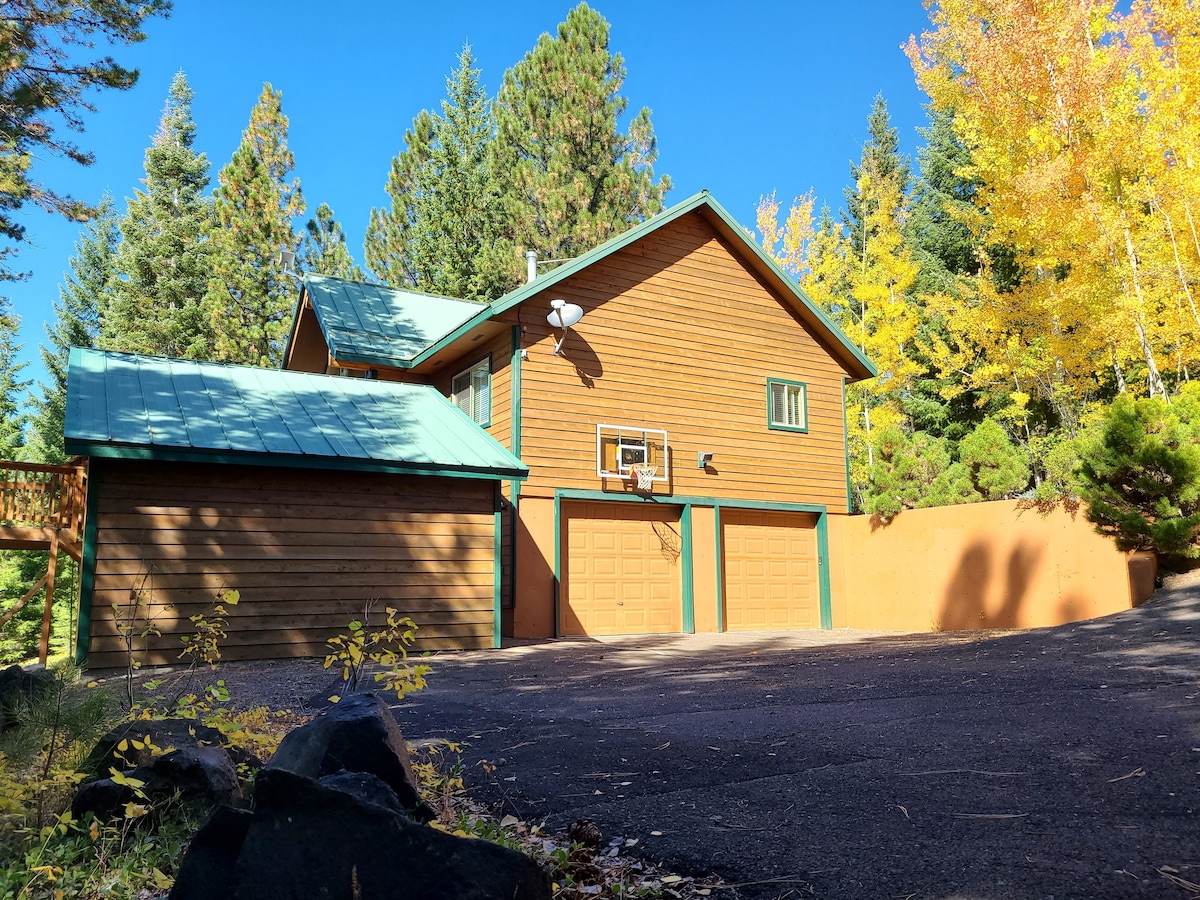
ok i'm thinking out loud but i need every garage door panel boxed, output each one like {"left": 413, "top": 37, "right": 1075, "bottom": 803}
{"left": 723, "top": 510, "right": 819, "bottom": 631}
{"left": 563, "top": 502, "right": 682, "bottom": 637}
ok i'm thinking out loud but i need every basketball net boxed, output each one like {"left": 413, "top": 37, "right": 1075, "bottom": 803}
{"left": 630, "top": 464, "right": 657, "bottom": 490}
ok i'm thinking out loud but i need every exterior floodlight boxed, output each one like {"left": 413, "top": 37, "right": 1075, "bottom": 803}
{"left": 547, "top": 299, "right": 584, "bottom": 355}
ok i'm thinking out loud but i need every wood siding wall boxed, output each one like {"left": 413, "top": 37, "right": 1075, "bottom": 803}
{"left": 431, "top": 330, "right": 514, "bottom": 453}
{"left": 285, "top": 300, "right": 332, "bottom": 374}
{"left": 509, "top": 212, "right": 855, "bottom": 509}
{"left": 84, "top": 459, "right": 497, "bottom": 668}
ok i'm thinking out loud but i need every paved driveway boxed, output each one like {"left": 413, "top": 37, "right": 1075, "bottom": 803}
{"left": 392, "top": 585, "right": 1200, "bottom": 900}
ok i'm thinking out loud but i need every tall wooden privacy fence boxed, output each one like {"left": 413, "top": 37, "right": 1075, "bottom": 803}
{"left": 0, "top": 460, "right": 88, "bottom": 662}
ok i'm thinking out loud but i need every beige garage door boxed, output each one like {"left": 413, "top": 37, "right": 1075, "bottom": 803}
{"left": 562, "top": 502, "right": 683, "bottom": 636}
{"left": 723, "top": 510, "right": 819, "bottom": 630}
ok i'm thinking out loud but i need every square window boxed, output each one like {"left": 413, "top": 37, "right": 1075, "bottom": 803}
{"left": 768, "top": 379, "right": 807, "bottom": 432}
{"left": 452, "top": 358, "right": 491, "bottom": 426}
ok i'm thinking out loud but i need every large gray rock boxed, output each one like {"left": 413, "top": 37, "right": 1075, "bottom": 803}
{"left": 81, "top": 718, "right": 258, "bottom": 777}
{"left": 267, "top": 692, "right": 434, "bottom": 821}
{"left": 169, "top": 768, "right": 550, "bottom": 900}
{"left": 0, "top": 664, "right": 54, "bottom": 732}
{"left": 170, "top": 806, "right": 252, "bottom": 900}
{"left": 73, "top": 745, "right": 242, "bottom": 820}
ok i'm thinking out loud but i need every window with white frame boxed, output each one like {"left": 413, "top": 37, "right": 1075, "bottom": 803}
{"left": 767, "top": 378, "right": 807, "bottom": 432}
{"left": 452, "top": 358, "right": 491, "bottom": 425}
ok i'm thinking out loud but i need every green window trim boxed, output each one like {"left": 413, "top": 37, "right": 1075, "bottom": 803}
{"left": 452, "top": 356, "right": 492, "bottom": 427}
{"left": 767, "top": 378, "right": 808, "bottom": 433}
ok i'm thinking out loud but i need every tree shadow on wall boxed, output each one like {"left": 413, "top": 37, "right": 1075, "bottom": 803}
{"left": 938, "top": 539, "right": 1044, "bottom": 630}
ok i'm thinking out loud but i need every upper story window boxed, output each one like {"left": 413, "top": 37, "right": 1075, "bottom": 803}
{"left": 767, "top": 378, "right": 807, "bottom": 432}
{"left": 452, "top": 358, "right": 491, "bottom": 426}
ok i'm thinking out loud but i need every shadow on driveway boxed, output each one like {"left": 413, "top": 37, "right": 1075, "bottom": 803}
{"left": 391, "top": 586, "right": 1200, "bottom": 899}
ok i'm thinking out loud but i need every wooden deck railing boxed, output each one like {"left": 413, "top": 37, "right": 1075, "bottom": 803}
{"left": 0, "top": 460, "right": 87, "bottom": 543}
{"left": 0, "top": 459, "right": 88, "bottom": 663}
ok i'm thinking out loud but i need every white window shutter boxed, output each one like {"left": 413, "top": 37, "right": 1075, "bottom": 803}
{"left": 770, "top": 381, "right": 787, "bottom": 426}
{"left": 472, "top": 364, "right": 490, "bottom": 424}
{"left": 452, "top": 371, "right": 472, "bottom": 416}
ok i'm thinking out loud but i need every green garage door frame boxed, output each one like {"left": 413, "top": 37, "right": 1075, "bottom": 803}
{"left": 553, "top": 490, "right": 831, "bottom": 637}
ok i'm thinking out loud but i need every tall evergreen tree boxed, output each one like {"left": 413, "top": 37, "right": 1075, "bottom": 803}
{"left": 906, "top": 107, "right": 980, "bottom": 294}
{"left": 0, "top": 299, "right": 28, "bottom": 458}
{"left": 364, "top": 109, "right": 434, "bottom": 289}
{"left": 28, "top": 197, "right": 115, "bottom": 463}
{"left": 0, "top": 0, "right": 170, "bottom": 280}
{"left": 843, "top": 95, "right": 911, "bottom": 258}
{"left": 205, "top": 83, "right": 304, "bottom": 367}
{"left": 492, "top": 2, "right": 671, "bottom": 263}
{"left": 300, "top": 203, "right": 364, "bottom": 281}
{"left": 105, "top": 71, "right": 213, "bottom": 359}
{"left": 365, "top": 47, "right": 513, "bottom": 299}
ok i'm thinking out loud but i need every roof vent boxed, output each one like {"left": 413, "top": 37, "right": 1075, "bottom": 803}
{"left": 525, "top": 249, "right": 538, "bottom": 284}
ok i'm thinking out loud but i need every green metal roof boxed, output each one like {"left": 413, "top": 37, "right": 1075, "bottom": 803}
{"left": 295, "top": 274, "right": 487, "bottom": 368}
{"left": 285, "top": 192, "right": 876, "bottom": 382}
{"left": 64, "top": 348, "right": 527, "bottom": 480}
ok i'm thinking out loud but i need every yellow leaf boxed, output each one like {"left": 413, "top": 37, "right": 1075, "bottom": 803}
{"left": 329, "top": 695, "right": 341, "bottom": 703}
{"left": 123, "top": 801, "right": 149, "bottom": 819}
{"left": 89, "top": 821, "right": 99, "bottom": 841}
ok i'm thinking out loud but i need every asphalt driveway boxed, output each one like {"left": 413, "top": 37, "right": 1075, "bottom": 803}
{"left": 391, "top": 584, "right": 1200, "bottom": 900}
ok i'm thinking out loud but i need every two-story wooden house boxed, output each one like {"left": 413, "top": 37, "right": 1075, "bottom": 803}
{"left": 284, "top": 190, "right": 875, "bottom": 642}
{"left": 64, "top": 190, "right": 874, "bottom": 665}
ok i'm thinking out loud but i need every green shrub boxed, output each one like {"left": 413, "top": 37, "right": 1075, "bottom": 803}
{"left": 1077, "top": 385, "right": 1200, "bottom": 560}
{"left": 863, "top": 427, "right": 976, "bottom": 520}
{"left": 959, "top": 417, "right": 1031, "bottom": 499}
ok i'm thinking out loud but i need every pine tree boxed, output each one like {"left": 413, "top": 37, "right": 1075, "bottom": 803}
{"left": 364, "top": 109, "right": 434, "bottom": 289}
{"left": 365, "top": 47, "right": 513, "bottom": 299}
{"left": 28, "top": 197, "right": 115, "bottom": 463}
{"left": 300, "top": 203, "right": 364, "bottom": 281}
{"left": 906, "top": 107, "right": 980, "bottom": 293}
{"left": 492, "top": 2, "right": 671, "bottom": 263}
{"left": 0, "top": 299, "right": 28, "bottom": 458}
{"left": 205, "top": 83, "right": 304, "bottom": 367}
{"left": 0, "top": 0, "right": 170, "bottom": 280}
{"left": 843, "top": 95, "right": 911, "bottom": 258}
{"left": 105, "top": 72, "right": 213, "bottom": 359}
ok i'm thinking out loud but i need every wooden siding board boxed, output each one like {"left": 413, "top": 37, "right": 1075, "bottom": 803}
{"left": 86, "top": 459, "right": 496, "bottom": 662}
{"left": 513, "top": 212, "right": 853, "bottom": 511}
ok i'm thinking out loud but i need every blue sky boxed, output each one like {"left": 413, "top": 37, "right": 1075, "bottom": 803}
{"left": 8, "top": 1, "right": 933, "bottom": 388}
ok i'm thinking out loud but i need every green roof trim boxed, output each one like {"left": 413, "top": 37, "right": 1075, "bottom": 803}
{"left": 65, "top": 348, "right": 528, "bottom": 480}
{"left": 295, "top": 273, "right": 487, "bottom": 369}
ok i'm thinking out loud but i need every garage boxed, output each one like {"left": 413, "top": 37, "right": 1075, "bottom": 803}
{"left": 65, "top": 349, "right": 527, "bottom": 665}
{"left": 561, "top": 501, "right": 683, "bottom": 636}
{"left": 722, "top": 509, "right": 819, "bottom": 630}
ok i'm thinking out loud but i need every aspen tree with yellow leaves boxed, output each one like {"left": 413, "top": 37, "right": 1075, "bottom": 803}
{"left": 907, "top": 0, "right": 1200, "bottom": 401}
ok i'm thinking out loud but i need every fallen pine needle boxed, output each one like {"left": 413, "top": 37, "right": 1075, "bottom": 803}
{"left": 711, "top": 875, "right": 813, "bottom": 889}
{"left": 897, "top": 805, "right": 910, "bottom": 820}
{"left": 951, "top": 813, "right": 1028, "bottom": 819}
{"left": 1107, "top": 767, "right": 1146, "bottom": 783}
{"left": 898, "top": 769, "right": 1026, "bottom": 777}
{"left": 1159, "top": 867, "right": 1200, "bottom": 894}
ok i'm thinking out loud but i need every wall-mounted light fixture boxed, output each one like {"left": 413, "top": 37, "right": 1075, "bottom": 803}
{"left": 698, "top": 451, "right": 715, "bottom": 469}
{"left": 547, "top": 298, "right": 584, "bottom": 356}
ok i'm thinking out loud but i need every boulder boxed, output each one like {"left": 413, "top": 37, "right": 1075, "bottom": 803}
{"left": 169, "top": 806, "right": 252, "bottom": 900}
{"left": 81, "top": 718, "right": 259, "bottom": 777}
{"left": 267, "top": 692, "right": 434, "bottom": 821}
{"left": 220, "top": 769, "right": 549, "bottom": 900}
{"left": 73, "top": 745, "right": 242, "bottom": 820}
{"left": 0, "top": 664, "right": 55, "bottom": 732}
{"left": 318, "top": 771, "right": 404, "bottom": 814}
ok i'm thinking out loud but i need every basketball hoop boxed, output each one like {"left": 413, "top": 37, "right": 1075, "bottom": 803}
{"left": 630, "top": 463, "right": 657, "bottom": 490}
